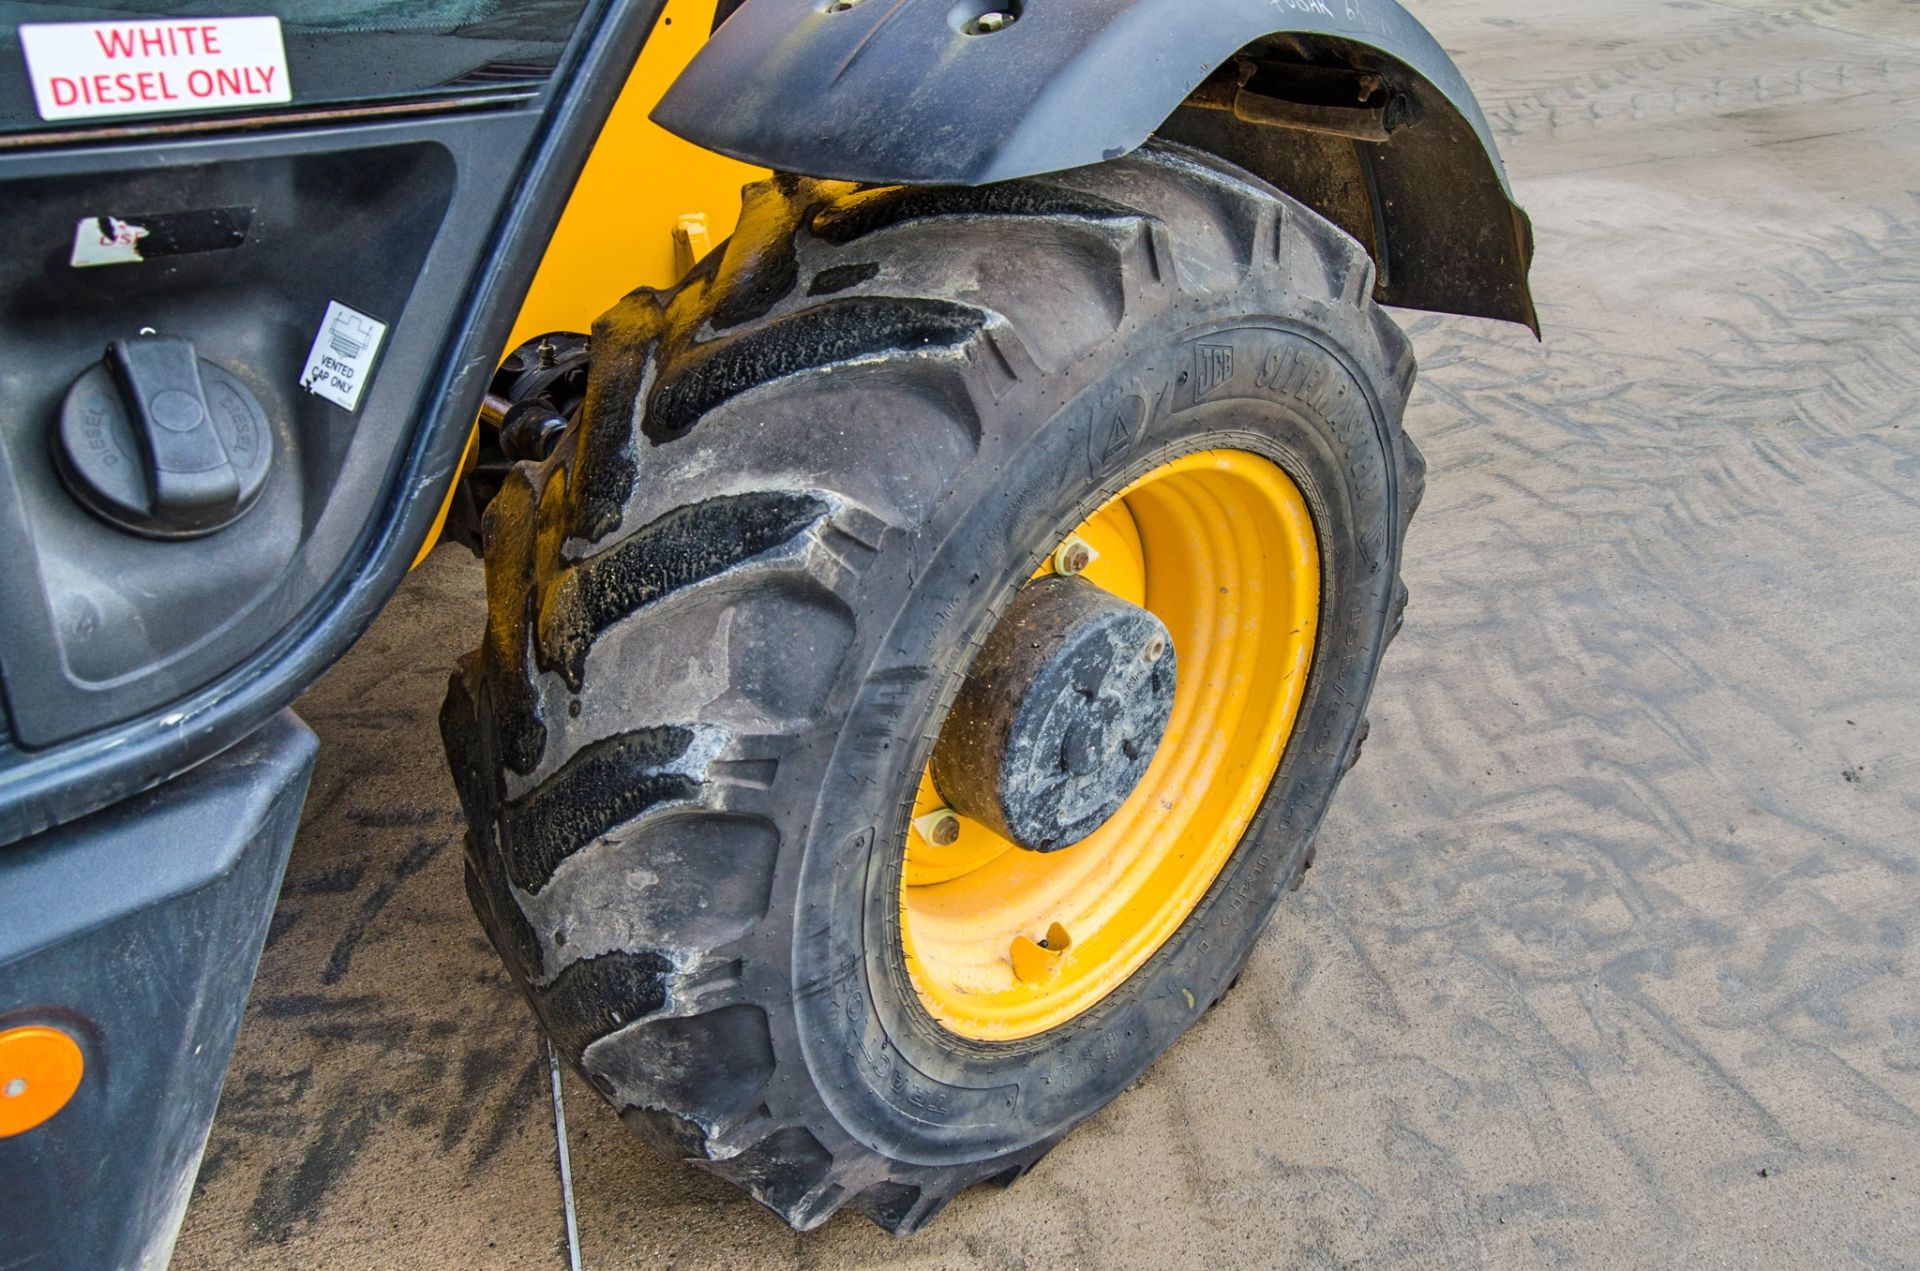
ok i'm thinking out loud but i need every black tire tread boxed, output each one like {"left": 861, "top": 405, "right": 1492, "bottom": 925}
{"left": 443, "top": 142, "right": 1420, "bottom": 1233}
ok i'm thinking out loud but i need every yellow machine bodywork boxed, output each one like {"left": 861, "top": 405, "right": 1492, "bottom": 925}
{"left": 504, "top": 2, "right": 766, "bottom": 345}
{"left": 415, "top": 1, "right": 762, "bottom": 566}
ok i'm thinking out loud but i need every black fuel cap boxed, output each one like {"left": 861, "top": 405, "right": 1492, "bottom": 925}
{"left": 55, "top": 334, "right": 272, "bottom": 539}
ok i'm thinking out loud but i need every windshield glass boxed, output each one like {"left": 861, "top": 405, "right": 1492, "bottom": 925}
{"left": 0, "top": 0, "right": 595, "bottom": 132}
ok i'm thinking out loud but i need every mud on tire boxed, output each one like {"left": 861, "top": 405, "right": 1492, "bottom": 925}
{"left": 442, "top": 141, "right": 1421, "bottom": 1234}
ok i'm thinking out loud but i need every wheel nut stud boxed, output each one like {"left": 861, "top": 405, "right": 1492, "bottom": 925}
{"left": 1052, "top": 537, "right": 1099, "bottom": 577}
{"left": 1142, "top": 634, "right": 1167, "bottom": 663}
{"left": 914, "top": 808, "right": 963, "bottom": 847}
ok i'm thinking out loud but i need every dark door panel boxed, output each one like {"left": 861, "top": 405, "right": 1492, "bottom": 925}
{"left": 0, "top": 0, "right": 665, "bottom": 844}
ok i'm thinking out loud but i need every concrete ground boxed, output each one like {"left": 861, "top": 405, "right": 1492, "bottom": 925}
{"left": 172, "top": 0, "right": 1920, "bottom": 1265}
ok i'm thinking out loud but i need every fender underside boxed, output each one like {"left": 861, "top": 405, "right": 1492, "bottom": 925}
{"left": 655, "top": 0, "right": 1536, "bottom": 330}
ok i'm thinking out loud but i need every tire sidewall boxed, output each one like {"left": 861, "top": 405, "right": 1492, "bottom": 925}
{"left": 791, "top": 316, "right": 1403, "bottom": 1166}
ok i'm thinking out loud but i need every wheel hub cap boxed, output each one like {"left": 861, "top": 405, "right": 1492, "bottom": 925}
{"left": 932, "top": 576, "right": 1177, "bottom": 853}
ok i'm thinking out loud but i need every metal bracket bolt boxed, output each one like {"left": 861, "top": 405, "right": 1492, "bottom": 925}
{"left": 1052, "top": 536, "right": 1099, "bottom": 577}
{"left": 914, "top": 808, "right": 963, "bottom": 847}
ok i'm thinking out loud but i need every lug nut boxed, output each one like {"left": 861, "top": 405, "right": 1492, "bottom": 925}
{"left": 1053, "top": 536, "right": 1098, "bottom": 577}
{"left": 914, "top": 808, "right": 963, "bottom": 847}
{"left": 973, "top": 11, "right": 1013, "bottom": 32}
{"left": 1142, "top": 634, "right": 1167, "bottom": 664}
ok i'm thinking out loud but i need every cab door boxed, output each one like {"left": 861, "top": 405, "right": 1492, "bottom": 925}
{"left": 0, "top": 0, "right": 665, "bottom": 841}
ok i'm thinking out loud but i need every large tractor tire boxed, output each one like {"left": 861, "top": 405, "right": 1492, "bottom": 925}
{"left": 442, "top": 141, "right": 1422, "bottom": 1234}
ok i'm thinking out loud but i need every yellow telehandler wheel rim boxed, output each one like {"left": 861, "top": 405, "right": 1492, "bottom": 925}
{"left": 900, "top": 450, "right": 1321, "bottom": 1041}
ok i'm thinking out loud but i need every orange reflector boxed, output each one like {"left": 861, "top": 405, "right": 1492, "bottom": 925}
{"left": 0, "top": 1026, "right": 85, "bottom": 1137}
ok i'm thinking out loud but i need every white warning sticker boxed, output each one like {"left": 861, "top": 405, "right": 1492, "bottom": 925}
{"left": 299, "top": 302, "right": 387, "bottom": 413}
{"left": 70, "top": 215, "right": 149, "bottom": 268}
{"left": 18, "top": 17, "right": 290, "bottom": 123}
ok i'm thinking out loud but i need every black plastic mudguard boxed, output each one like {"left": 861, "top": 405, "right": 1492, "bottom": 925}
{"left": 659, "top": 0, "right": 1536, "bottom": 328}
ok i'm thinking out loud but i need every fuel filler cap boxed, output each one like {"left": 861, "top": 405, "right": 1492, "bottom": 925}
{"left": 55, "top": 334, "right": 272, "bottom": 539}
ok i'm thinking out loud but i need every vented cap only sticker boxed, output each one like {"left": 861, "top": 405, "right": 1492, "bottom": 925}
{"left": 299, "top": 301, "right": 388, "bottom": 413}
{"left": 18, "top": 18, "right": 290, "bottom": 123}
